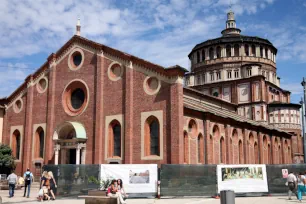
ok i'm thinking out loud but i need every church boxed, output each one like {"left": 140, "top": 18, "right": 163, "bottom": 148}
{"left": 0, "top": 10, "right": 303, "bottom": 177}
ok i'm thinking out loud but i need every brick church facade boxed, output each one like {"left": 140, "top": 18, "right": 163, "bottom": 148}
{"left": 0, "top": 13, "right": 303, "bottom": 176}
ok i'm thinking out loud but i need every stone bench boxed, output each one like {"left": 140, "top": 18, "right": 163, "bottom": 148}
{"left": 79, "top": 196, "right": 117, "bottom": 204}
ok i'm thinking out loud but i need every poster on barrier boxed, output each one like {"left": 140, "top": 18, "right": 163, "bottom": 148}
{"left": 217, "top": 164, "right": 268, "bottom": 193}
{"left": 100, "top": 164, "right": 158, "bottom": 194}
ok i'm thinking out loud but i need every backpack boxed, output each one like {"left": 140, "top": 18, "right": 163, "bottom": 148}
{"left": 25, "top": 172, "right": 31, "bottom": 181}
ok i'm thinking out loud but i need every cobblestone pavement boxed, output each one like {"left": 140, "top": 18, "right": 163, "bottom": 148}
{"left": 0, "top": 189, "right": 304, "bottom": 204}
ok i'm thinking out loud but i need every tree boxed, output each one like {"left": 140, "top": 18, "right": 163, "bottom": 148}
{"left": 0, "top": 144, "right": 16, "bottom": 175}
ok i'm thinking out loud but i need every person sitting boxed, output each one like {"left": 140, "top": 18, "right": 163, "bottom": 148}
{"left": 117, "top": 179, "right": 128, "bottom": 200}
{"left": 107, "top": 179, "right": 126, "bottom": 204}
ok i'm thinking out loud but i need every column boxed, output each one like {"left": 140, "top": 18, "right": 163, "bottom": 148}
{"left": 45, "top": 54, "right": 57, "bottom": 164}
{"left": 124, "top": 61, "right": 134, "bottom": 164}
{"left": 54, "top": 144, "right": 60, "bottom": 165}
{"left": 23, "top": 75, "right": 34, "bottom": 171}
{"left": 76, "top": 144, "right": 81, "bottom": 165}
{"left": 94, "top": 51, "right": 104, "bottom": 164}
{"left": 81, "top": 147, "right": 87, "bottom": 164}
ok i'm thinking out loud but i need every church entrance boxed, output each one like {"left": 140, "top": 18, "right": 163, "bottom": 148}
{"left": 53, "top": 122, "right": 87, "bottom": 165}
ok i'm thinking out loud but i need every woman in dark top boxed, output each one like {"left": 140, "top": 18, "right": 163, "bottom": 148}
{"left": 48, "top": 171, "right": 57, "bottom": 200}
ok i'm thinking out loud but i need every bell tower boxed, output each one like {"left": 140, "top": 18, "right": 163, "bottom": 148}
{"left": 221, "top": 9, "right": 241, "bottom": 36}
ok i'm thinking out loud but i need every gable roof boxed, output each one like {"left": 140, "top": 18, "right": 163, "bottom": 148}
{"left": 4, "top": 35, "right": 188, "bottom": 104}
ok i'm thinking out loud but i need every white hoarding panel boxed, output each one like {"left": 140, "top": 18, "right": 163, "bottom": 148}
{"left": 100, "top": 164, "right": 158, "bottom": 194}
{"left": 217, "top": 164, "right": 268, "bottom": 193}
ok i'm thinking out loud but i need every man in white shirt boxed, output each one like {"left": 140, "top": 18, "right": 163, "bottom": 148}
{"left": 287, "top": 172, "right": 297, "bottom": 200}
{"left": 7, "top": 170, "right": 18, "bottom": 198}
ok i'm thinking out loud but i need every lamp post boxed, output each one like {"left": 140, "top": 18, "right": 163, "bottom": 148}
{"left": 301, "top": 77, "right": 306, "bottom": 162}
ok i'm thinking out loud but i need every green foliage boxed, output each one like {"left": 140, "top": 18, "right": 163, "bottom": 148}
{"left": 88, "top": 175, "right": 114, "bottom": 190}
{"left": 0, "top": 144, "right": 16, "bottom": 175}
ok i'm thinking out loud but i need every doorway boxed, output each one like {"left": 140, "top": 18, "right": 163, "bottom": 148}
{"left": 68, "top": 149, "right": 76, "bottom": 164}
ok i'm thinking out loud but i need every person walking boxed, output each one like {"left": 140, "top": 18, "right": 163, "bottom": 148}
{"left": 48, "top": 171, "right": 57, "bottom": 200}
{"left": 287, "top": 171, "right": 297, "bottom": 200}
{"left": 23, "top": 168, "right": 34, "bottom": 198}
{"left": 297, "top": 172, "right": 306, "bottom": 202}
{"left": 7, "top": 170, "right": 18, "bottom": 198}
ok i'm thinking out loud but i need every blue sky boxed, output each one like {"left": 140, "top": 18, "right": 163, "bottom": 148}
{"left": 0, "top": 0, "right": 305, "bottom": 103}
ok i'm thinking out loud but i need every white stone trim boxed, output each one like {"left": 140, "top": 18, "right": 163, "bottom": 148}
{"left": 68, "top": 47, "right": 85, "bottom": 71}
{"left": 141, "top": 110, "right": 163, "bottom": 160}
{"left": 36, "top": 76, "right": 48, "bottom": 94}
{"left": 10, "top": 125, "right": 24, "bottom": 162}
{"left": 31, "top": 123, "right": 46, "bottom": 161}
{"left": 105, "top": 114, "right": 124, "bottom": 161}
{"left": 107, "top": 62, "right": 123, "bottom": 81}
{"left": 143, "top": 76, "right": 161, "bottom": 95}
{"left": 13, "top": 98, "right": 23, "bottom": 114}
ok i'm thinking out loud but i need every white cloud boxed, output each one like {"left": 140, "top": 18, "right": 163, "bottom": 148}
{"left": 281, "top": 83, "right": 303, "bottom": 95}
{"left": 0, "top": 0, "right": 279, "bottom": 97}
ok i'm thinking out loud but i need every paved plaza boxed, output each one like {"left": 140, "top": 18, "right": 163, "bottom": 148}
{"left": 0, "top": 189, "right": 305, "bottom": 204}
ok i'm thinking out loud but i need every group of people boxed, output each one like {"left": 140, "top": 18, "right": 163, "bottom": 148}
{"left": 6, "top": 168, "right": 57, "bottom": 202}
{"left": 107, "top": 179, "right": 128, "bottom": 204}
{"left": 38, "top": 171, "right": 57, "bottom": 201}
{"left": 287, "top": 171, "right": 306, "bottom": 202}
{"left": 7, "top": 168, "right": 34, "bottom": 198}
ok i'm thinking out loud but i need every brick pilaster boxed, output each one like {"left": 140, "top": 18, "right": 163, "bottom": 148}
{"left": 94, "top": 51, "right": 104, "bottom": 164}
{"left": 23, "top": 75, "right": 34, "bottom": 171}
{"left": 170, "top": 82, "right": 184, "bottom": 164}
{"left": 45, "top": 54, "right": 56, "bottom": 164}
{"left": 124, "top": 62, "right": 134, "bottom": 164}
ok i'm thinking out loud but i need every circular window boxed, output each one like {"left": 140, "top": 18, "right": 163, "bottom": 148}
{"left": 68, "top": 48, "right": 85, "bottom": 71}
{"left": 108, "top": 63, "right": 123, "bottom": 81}
{"left": 71, "top": 88, "right": 85, "bottom": 109}
{"left": 144, "top": 76, "right": 161, "bottom": 95}
{"left": 62, "top": 80, "right": 89, "bottom": 116}
{"left": 14, "top": 99, "right": 23, "bottom": 113}
{"left": 72, "top": 51, "right": 82, "bottom": 67}
{"left": 36, "top": 77, "right": 48, "bottom": 93}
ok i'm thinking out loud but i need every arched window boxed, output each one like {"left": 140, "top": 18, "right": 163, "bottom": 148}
{"left": 234, "top": 44, "right": 239, "bottom": 56}
{"left": 238, "top": 140, "right": 243, "bottom": 164}
{"left": 226, "top": 45, "right": 231, "bottom": 57}
{"left": 108, "top": 120, "right": 122, "bottom": 158}
{"left": 251, "top": 45, "right": 256, "bottom": 56}
{"left": 209, "top": 47, "right": 214, "bottom": 60}
{"left": 213, "top": 125, "right": 220, "bottom": 164}
{"left": 216, "top": 46, "right": 221, "bottom": 58}
{"left": 198, "top": 134, "right": 204, "bottom": 163}
{"left": 202, "top": 49, "right": 205, "bottom": 61}
{"left": 279, "top": 145, "right": 282, "bottom": 163}
{"left": 145, "top": 116, "right": 160, "bottom": 156}
{"left": 184, "top": 131, "right": 189, "bottom": 164}
{"left": 254, "top": 142, "right": 259, "bottom": 164}
{"left": 274, "top": 138, "right": 278, "bottom": 164}
{"left": 220, "top": 137, "right": 225, "bottom": 163}
{"left": 12, "top": 130, "right": 21, "bottom": 160}
{"left": 268, "top": 144, "right": 271, "bottom": 164}
{"left": 263, "top": 136, "right": 267, "bottom": 163}
{"left": 265, "top": 48, "right": 268, "bottom": 59}
{"left": 188, "top": 119, "right": 197, "bottom": 137}
{"left": 232, "top": 129, "right": 238, "bottom": 164}
{"left": 249, "top": 133, "right": 254, "bottom": 163}
{"left": 245, "top": 44, "right": 249, "bottom": 56}
{"left": 35, "top": 127, "right": 44, "bottom": 158}
{"left": 113, "top": 124, "right": 121, "bottom": 157}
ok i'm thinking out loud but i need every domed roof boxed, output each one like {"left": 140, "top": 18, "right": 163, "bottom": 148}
{"left": 188, "top": 11, "right": 277, "bottom": 57}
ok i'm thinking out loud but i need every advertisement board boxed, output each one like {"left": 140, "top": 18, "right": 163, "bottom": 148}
{"left": 217, "top": 164, "right": 268, "bottom": 193}
{"left": 100, "top": 164, "right": 158, "bottom": 194}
